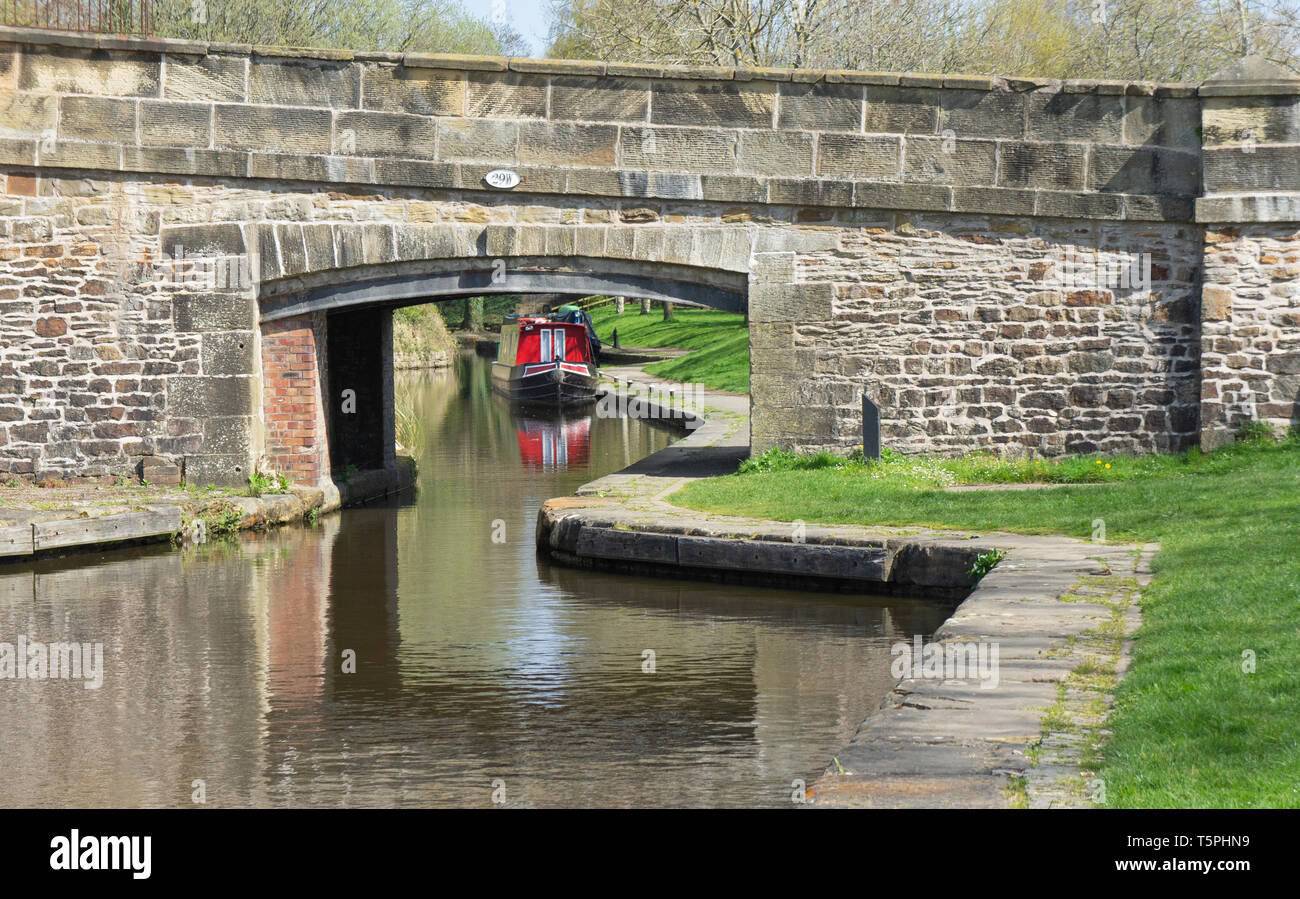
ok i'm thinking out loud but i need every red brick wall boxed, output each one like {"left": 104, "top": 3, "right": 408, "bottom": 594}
{"left": 261, "top": 313, "right": 330, "bottom": 485}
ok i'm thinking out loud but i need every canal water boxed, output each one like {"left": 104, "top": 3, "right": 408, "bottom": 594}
{"left": 0, "top": 354, "right": 953, "bottom": 808}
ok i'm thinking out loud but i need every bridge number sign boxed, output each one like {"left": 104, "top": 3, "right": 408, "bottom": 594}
{"left": 484, "top": 169, "right": 521, "bottom": 189}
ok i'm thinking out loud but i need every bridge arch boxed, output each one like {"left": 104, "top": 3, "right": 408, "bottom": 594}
{"left": 251, "top": 222, "right": 771, "bottom": 486}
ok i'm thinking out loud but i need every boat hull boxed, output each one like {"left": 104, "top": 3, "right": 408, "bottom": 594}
{"left": 491, "top": 361, "right": 598, "bottom": 408}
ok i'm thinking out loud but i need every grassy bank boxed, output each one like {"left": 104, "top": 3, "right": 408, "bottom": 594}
{"left": 672, "top": 436, "right": 1300, "bottom": 808}
{"left": 393, "top": 304, "right": 456, "bottom": 367}
{"left": 587, "top": 303, "right": 749, "bottom": 393}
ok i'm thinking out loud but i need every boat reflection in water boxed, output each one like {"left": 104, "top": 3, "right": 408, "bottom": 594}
{"left": 514, "top": 411, "right": 592, "bottom": 471}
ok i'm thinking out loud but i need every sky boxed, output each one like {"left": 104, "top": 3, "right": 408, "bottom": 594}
{"left": 467, "top": 0, "right": 555, "bottom": 57}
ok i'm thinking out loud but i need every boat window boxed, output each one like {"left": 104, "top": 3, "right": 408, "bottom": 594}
{"left": 554, "top": 327, "right": 566, "bottom": 362}
{"left": 539, "top": 329, "right": 551, "bottom": 362}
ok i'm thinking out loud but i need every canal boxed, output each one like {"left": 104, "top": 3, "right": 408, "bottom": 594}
{"left": 0, "top": 354, "right": 953, "bottom": 808}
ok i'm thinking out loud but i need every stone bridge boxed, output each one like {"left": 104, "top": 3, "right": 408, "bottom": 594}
{"left": 1, "top": 25, "right": 1297, "bottom": 487}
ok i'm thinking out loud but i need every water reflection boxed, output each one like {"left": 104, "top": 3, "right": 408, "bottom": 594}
{"left": 514, "top": 413, "right": 592, "bottom": 471}
{"left": 0, "top": 354, "right": 954, "bottom": 808}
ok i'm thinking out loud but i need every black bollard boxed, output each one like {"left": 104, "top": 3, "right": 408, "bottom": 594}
{"left": 862, "top": 394, "right": 881, "bottom": 460}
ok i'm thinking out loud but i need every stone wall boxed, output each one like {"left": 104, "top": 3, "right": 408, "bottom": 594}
{"left": 1195, "top": 58, "right": 1300, "bottom": 448}
{"left": 763, "top": 216, "right": 1203, "bottom": 456}
{"left": 1201, "top": 227, "right": 1300, "bottom": 446}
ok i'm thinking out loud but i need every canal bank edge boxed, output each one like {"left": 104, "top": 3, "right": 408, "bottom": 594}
{"left": 0, "top": 460, "right": 415, "bottom": 563}
{"left": 536, "top": 373, "right": 1150, "bottom": 808}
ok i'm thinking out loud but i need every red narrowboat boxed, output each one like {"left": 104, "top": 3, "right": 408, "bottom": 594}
{"left": 491, "top": 315, "right": 600, "bottom": 407}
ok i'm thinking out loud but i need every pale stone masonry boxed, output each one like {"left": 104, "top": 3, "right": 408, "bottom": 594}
{"left": 0, "top": 26, "right": 1297, "bottom": 484}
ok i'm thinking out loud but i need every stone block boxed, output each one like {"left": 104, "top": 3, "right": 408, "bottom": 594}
{"left": 335, "top": 110, "right": 437, "bottom": 157}
{"left": 140, "top": 100, "right": 211, "bottom": 147}
{"left": 375, "top": 158, "right": 455, "bottom": 187}
{"left": 750, "top": 282, "right": 835, "bottom": 322}
{"left": 159, "top": 223, "right": 246, "bottom": 258}
{"left": 1202, "top": 95, "right": 1300, "bottom": 146}
{"left": 1201, "top": 285, "right": 1233, "bottom": 321}
{"left": 903, "top": 137, "right": 996, "bottom": 184}
{"left": 173, "top": 293, "right": 258, "bottom": 331}
{"left": 550, "top": 76, "right": 649, "bottom": 122}
{"left": 619, "top": 126, "right": 736, "bottom": 172}
{"left": 19, "top": 46, "right": 159, "bottom": 97}
{"left": 195, "top": 415, "right": 255, "bottom": 457}
{"left": 1035, "top": 191, "right": 1122, "bottom": 219}
{"left": 436, "top": 118, "right": 518, "bottom": 162}
{"left": 298, "top": 223, "right": 334, "bottom": 272}
{"left": 700, "top": 173, "right": 766, "bottom": 202}
{"left": 997, "top": 141, "right": 1085, "bottom": 189}
{"left": 769, "top": 178, "right": 852, "bottom": 206}
{"left": 183, "top": 453, "right": 254, "bottom": 487}
{"left": 39, "top": 141, "right": 121, "bottom": 170}
{"left": 362, "top": 64, "right": 464, "bottom": 115}
{"left": 736, "top": 130, "right": 813, "bottom": 176}
{"left": 677, "top": 536, "right": 890, "bottom": 581}
{"left": 246, "top": 153, "right": 373, "bottom": 182}
{"left": 939, "top": 89, "right": 1025, "bottom": 138}
{"left": 575, "top": 526, "right": 677, "bottom": 564}
{"left": 276, "top": 223, "right": 307, "bottom": 276}
{"left": 952, "top": 186, "right": 1036, "bottom": 215}
{"left": 1124, "top": 95, "right": 1201, "bottom": 147}
{"left": 778, "top": 81, "right": 862, "bottom": 131}
{"left": 465, "top": 71, "right": 547, "bottom": 118}
{"left": 853, "top": 181, "right": 951, "bottom": 210}
{"left": 215, "top": 105, "right": 332, "bottom": 153}
{"left": 164, "top": 54, "right": 246, "bottom": 102}
{"left": 1088, "top": 146, "right": 1199, "bottom": 196}
{"left": 167, "top": 375, "right": 257, "bottom": 418}
{"left": 201, "top": 331, "right": 257, "bottom": 376}
{"left": 0, "top": 93, "right": 56, "bottom": 138}
{"left": 121, "top": 146, "right": 246, "bottom": 178}
{"left": 518, "top": 122, "right": 618, "bottom": 167}
{"left": 1026, "top": 91, "right": 1123, "bottom": 142}
{"left": 248, "top": 58, "right": 360, "bottom": 108}
{"left": 817, "top": 133, "right": 900, "bottom": 178}
{"left": 1203, "top": 146, "right": 1300, "bottom": 192}
{"left": 57, "top": 96, "right": 135, "bottom": 142}
{"left": 651, "top": 79, "right": 776, "bottom": 128}
{"left": 863, "top": 85, "right": 939, "bottom": 134}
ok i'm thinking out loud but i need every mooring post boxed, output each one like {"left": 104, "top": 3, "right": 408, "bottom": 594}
{"left": 862, "top": 394, "right": 881, "bottom": 460}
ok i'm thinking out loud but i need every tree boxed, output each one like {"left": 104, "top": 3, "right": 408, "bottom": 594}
{"left": 152, "top": 0, "right": 507, "bottom": 54}
{"left": 546, "top": 0, "right": 1300, "bottom": 79}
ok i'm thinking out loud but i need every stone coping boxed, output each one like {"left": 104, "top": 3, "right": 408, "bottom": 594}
{"left": 1197, "top": 192, "right": 1300, "bottom": 224}
{"left": 0, "top": 25, "right": 1200, "bottom": 96}
{"left": 536, "top": 366, "right": 1148, "bottom": 807}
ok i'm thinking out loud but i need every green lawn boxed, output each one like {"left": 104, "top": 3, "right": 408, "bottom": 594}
{"left": 672, "top": 438, "right": 1300, "bottom": 808}
{"left": 588, "top": 303, "right": 749, "bottom": 393}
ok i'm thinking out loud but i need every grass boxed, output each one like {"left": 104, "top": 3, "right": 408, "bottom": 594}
{"left": 587, "top": 302, "right": 749, "bottom": 393}
{"left": 672, "top": 433, "right": 1300, "bottom": 808}
{"left": 247, "top": 471, "right": 291, "bottom": 497}
{"left": 394, "top": 304, "right": 457, "bottom": 362}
